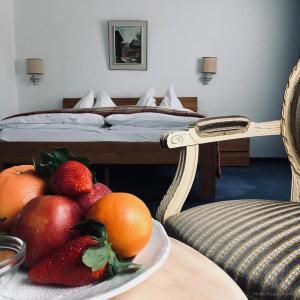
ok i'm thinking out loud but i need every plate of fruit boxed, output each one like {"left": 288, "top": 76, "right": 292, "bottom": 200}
{"left": 0, "top": 148, "right": 171, "bottom": 300}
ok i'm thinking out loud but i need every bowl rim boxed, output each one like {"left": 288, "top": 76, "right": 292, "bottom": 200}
{"left": 0, "top": 235, "right": 26, "bottom": 268}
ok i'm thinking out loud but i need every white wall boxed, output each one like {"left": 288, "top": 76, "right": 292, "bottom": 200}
{"left": 0, "top": 0, "right": 18, "bottom": 119}
{"left": 13, "top": 0, "right": 300, "bottom": 157}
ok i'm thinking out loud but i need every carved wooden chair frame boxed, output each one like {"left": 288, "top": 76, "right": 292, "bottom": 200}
{"left": 157, "top": 59, "right": 300, "bottom": 224}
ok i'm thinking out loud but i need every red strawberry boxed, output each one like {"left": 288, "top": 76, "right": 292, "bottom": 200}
{"left": 29, "top": 221, "right": 141, "bottom": 287}
{"left": 28, "top": 236, "right": 106, "bottom": 287}
{"left": 50, "top": 160, "right": 93, "bottom": 197}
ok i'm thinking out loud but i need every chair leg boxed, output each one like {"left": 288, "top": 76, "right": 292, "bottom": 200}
{"left": 156, "top": 145, "right": 199, "bottom": 224}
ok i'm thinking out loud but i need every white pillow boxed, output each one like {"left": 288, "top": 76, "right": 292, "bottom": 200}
{"left": 159, "top": 84, "right": 185, "bottom": 110}
{"left": 105, "top": 112, "right": 200, "bottom": 128}
{"left": 0, "top": 113, "right": 105, "bottom": 127}
{"left": 73, "top": 90, "right": 94, "bottom": 109}
{"left": 136, "top": 88, "right": 156, "bottom": 106}
{"left": 94, "top": 90, "right": 116, "bottom": 107}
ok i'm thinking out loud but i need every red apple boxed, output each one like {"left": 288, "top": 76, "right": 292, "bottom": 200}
{"left": 11, "top": 195, "right": 81, "bottom": 268}
{"left": 77, "top": 183, "right": 112, "bottom": 215}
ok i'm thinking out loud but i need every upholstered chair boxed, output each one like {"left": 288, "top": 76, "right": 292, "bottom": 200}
{"left": 157, "top": 59, "right": 300, "bottom": 299}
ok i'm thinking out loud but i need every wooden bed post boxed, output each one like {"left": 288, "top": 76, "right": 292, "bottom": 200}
{"left": 198, "top": 143, "right": 216, "bottom": 202}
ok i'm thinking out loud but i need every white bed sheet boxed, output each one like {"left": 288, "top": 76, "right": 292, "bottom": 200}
{"left": 0, "top": 125, "right": 182, "bottom": 142}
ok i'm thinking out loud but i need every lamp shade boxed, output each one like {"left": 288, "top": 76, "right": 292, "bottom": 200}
{"left": 202, "top": 57, "right": 217, "bottom": 74}
{"left": 26, "top": 58, "right": 43, "bottom": 74}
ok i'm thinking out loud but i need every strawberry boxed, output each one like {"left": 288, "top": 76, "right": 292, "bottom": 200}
{"left": 28, "top": 236, "right": 105, "bottom": 286}
{"left": 33, "top": 147, "right": 96, "bottom": 198}
{"left": 28, "top": 220, "right": 141, "bottom": 287}
{"left": 50, "top": 160, "right": 93, "bottom": 197}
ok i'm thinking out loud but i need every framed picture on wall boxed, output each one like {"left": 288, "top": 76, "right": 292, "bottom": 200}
{"left": 108, "top": 20, "right": 147, "bottom": 70}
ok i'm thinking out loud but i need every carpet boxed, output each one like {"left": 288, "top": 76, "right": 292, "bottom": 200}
{"left": 93, "top": 158, "right": 291, "bottom": 217}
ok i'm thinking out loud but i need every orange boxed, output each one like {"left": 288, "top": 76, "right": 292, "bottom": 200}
{"left": 0, "top": 165, "right": 46, "bottom": 231}
{"left": 86, "top": 192, "right": 152, "bottom": 257}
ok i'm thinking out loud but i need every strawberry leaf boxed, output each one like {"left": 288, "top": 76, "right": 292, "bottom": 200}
{"left": 40, "top": 151, "right": 61, "bottom": 165}
{"left": 82, "top": 242, "right": 141, "bottom": 275}
{"left": 33, "top": 157, "right": 55, "bottom": 177}
{"left": 73, "top": 220, "right": 106, "bottom": 239}
{"left": 107, "top": 251, "right": 141, "bottom": 275}
{"left": 70, "top": 155, "right": 91, "bottom": 167}
{"left": 80, "top": 219, "right": 142, "bottom": 276}
{"left": 82, "top": 245, "right": 110, "bottom": 272}
{"left": 53, "top": 147, "right": 70, "bottom": 160}
{"left": 33, "top": 146, "right": 95, "bottom": 181}
{"left": 52, "top": 150, "right": 68, "bottom": 163}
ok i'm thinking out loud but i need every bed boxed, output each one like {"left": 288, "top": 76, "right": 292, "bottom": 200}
{"left": 0, "top": 97, "right": 217, "bottom": 201}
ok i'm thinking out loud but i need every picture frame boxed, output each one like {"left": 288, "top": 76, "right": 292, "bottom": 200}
{"left": 108, "top": 20, "right": 147, "bottom": 70}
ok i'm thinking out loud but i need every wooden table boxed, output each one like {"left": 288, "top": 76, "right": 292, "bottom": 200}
{"left": 114, "top": 238, "right": 247, "bottom": 300}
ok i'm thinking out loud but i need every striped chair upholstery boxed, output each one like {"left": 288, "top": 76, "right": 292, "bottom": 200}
{"left": 165, "top": 199, "right": 300, "bottom": 300}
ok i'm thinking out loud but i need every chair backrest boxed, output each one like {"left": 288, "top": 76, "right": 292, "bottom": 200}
{"left": 281, "top": 59, "right": 300, "bottom": 201}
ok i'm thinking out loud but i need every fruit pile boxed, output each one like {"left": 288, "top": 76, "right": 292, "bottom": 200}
{"left": 0, "top": 147, "right": 152, "bottom": 287}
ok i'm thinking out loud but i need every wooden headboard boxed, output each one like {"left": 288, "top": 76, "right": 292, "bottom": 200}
{"left": 63, "top": 97, "right": 198, "bottom": 112}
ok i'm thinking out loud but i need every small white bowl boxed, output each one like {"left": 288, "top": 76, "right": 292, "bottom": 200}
{"left": 0, "top": 235, "right": 26, "bottom": 287}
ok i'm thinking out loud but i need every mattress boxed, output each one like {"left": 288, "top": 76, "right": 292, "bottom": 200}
{"left": 0, "top": 125, "right": 182, "bottom": 142}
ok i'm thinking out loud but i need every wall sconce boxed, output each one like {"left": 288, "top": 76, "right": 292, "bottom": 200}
{"left": 201, "top": 57, "right": 217, "bottom": 84}
{"left": 27, "top": 58, "right": 43, "bottom": 85}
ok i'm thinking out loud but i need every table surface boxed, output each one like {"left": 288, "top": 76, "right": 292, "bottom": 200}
{"left": 114, "top": 238, "right": 247, "bottom": 300}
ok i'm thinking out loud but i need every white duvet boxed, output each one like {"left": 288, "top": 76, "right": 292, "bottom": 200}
{"left": 0, "top": 126, "right": 180, "bottom": 142}
{"left": 0, "top": 112, "right": 195, "bottom": 142}
{"left": 0, "top": 113, "right": 105, "bottom": 128}
{"left": 105, "top": 112, "right": 199, "bottom": 127}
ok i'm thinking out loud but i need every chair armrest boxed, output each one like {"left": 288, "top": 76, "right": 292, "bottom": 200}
{"left": 161, "top": 116, "right": 281, "bottom": 149}
{"left": 157, "top": 116, "right": 281, "bottom": 223}
{"left": 195, "top": 115, "right": 250, "bottom": 136}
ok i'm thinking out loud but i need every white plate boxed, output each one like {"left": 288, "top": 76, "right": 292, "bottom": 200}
{"left": 0, "top": 220, "right": 171, "bottom": 300}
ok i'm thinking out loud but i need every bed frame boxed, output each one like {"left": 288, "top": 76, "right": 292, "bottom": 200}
{"left": 0, "top": 97, "right": 216, "bottom": 201}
